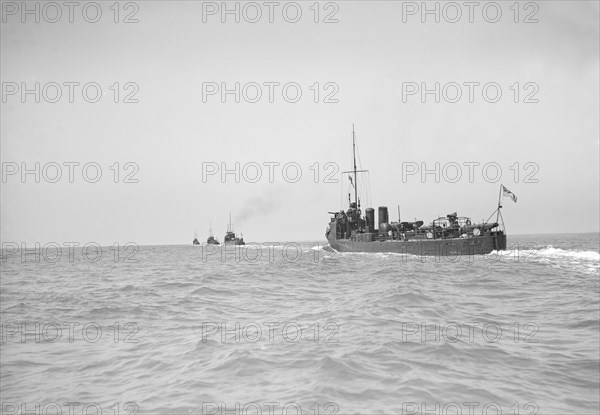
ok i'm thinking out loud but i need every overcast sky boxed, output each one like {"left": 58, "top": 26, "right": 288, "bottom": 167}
{"left": 1, "top": 0, "right": 599, "bottom": 245}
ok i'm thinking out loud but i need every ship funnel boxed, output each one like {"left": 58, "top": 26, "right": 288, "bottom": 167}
{"left": 365, "top": 208, "right": 375, "bottom": 232}
{"left": 378, "top": 206, "right": 389, "bottom": 226}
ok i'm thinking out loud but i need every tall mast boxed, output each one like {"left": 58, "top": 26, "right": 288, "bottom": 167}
{"left": 352, "top": 124, "right": 358, "bottom": 208}
{"left": 228, "top": 212, "right": 232, "bottom": 232}
{"left": 342, "top": 125, "right": 368, "bottom": 223}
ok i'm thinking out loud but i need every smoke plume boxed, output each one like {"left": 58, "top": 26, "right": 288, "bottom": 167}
{"left": 233, "top": 189, "right": 281, "bottom": 227}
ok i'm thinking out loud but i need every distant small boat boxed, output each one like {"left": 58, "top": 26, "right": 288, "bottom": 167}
{"left": 224, "top": 213, "right": 245, "bottom": 245}
{"left": 192, "top": 232, "right": 200, "bottom": 245}
{"left": 206, "top": 222, "right": 220, "bottom": 245}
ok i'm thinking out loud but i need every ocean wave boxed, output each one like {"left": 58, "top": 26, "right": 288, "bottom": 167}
{"left": 2, "top": 236, "right": 598, "bottom": 413}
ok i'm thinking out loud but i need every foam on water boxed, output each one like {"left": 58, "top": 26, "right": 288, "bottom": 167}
{"left": 535, "top": 245, "right": 600, "bottom": 261}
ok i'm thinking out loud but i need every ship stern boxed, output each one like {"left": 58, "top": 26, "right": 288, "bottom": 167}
{"left": 494, "top": 231, "right": 507, "bottom": 251}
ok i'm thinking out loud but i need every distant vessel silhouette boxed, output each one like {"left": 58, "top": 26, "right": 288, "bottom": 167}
{"left": 224, "top": 213, "right": 245, "bottom": 245}
{"left": 192, "top": 232, "right": 200, "bottom": 245}
{"left": 325, "top": 126, "right": 510, "bottom": 256}
{"left": 206, "top": 222, "right": 220, "bottom": 245}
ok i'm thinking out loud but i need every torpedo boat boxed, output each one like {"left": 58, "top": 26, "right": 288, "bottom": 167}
{"left": 206, "top": 222, "right": 220, "bottom": 245}
{"left": 224, "top": 213, "right": 245, "bottom": 246}
{"left": 325, "top": 127, "right": 512, "bottom": 256}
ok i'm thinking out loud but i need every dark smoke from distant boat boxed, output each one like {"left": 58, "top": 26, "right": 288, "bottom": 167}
{"left": 234, "top": 190, "right": 280, "bottom": 226}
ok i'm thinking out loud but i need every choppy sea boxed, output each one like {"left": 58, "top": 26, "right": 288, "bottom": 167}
{"left": 1, "top": 233, "right": 599, "bottom": 415}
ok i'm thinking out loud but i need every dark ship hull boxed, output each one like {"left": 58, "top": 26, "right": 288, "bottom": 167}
{"left": 327, "top": 231, "right": 506, "bottom": 256}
